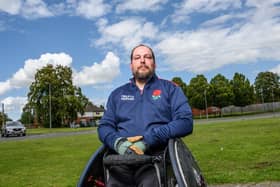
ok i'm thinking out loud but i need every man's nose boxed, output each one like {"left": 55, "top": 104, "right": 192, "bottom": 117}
{"left": 140, "top": 57, "right": 146, "bottom": 64}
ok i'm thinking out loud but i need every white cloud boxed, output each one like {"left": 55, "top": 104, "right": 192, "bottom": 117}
{"left": 1, "top": 96, "right": 27, "bottom": 120}
{"left": 0, "top": 53, "right": 72, "bottom": 95}
{"left": 0, "top": 52, "right": 121, "bottom": 95}
{"left": 156, "top": 0, "right": 280, "bottom": 73}
{"left": 116, "top": 0, "right": 167, "bottom": 13}
{"left": 73, "top": 52, "right": 120, "bottom": 86}
{"left": 181, "top": 0, "right": 242, "bottom": 12}
{"left": 201, "top": 13, "right": 248, "bottom": 28}
{"left": 0, "top": 0, "right": 53, "bottom": 19}
{"left": 95, "top": 18, "right": 158, "bottom": 51}
{"left": 0, "top": 0, "right": 22, "bottom": 15}
{"left": 171, "top": 0, "right": 242, "bottom": 24}
{"left": 0, "top": 0, "right": 110, "bottom": 20}
{"left": 270, "top": 64, "right": 280, "bottom": 75}
{"left": 21, "top": 0, "right": 53, "bottom": 19}
{"left": 75, "top": 0, "right": 110, "bottom": 19}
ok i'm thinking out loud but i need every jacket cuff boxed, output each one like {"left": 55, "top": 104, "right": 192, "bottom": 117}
{"left": 113, "top": 137, "right": 127, "bottom": 151}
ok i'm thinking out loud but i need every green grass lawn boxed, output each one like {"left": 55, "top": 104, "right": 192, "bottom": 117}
{"left": 27, "top": 127, "right": 95, "bottom": 135}
{"left": 0, "top": 117, "right": 279, "bottom": 186}
{"left": 187, "top": 117, "right": 280, "bottom": 184}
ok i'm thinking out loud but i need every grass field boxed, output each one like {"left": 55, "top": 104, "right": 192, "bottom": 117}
{"left": 0, "top": 117, "right": 279, "bottom": 186}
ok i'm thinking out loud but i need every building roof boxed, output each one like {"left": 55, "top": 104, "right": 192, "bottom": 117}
{"left": 85, "top": 103, "right": 105, "bottom": 112}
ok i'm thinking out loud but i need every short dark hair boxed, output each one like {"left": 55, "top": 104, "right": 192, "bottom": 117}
{"left": 130, "top": 44, "right": 155, "bottom": 63}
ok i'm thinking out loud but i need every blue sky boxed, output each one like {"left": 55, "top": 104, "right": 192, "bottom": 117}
{"left": 1, "top": 0, "right": 280, "bottom": 120}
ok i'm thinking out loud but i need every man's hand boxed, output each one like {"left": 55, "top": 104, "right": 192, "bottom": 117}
{"left": 129, "top": 141, "right": 146, "bottom": 155}
{"left": 114, "top": 136, "right": 147, "bottom": 155}
{"left": 127, "top": 136, "right": 143, "bottom": 143}
{"left": 127, "top": 136, "right": 147, "bottom": 155}
{"left": 114, "top": 138, "right": 133, "bottom": 155}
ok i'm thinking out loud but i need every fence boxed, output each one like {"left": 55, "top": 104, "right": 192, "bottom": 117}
{"left": 221, "top": 102, "right": 280, "bottom": 115}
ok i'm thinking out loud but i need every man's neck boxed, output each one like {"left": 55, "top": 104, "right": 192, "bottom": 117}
{"left": 133, "top": 73, "right": 155, "bottom": 90}
{"left": 135, "top": 80, "right": 146, "bottom": 90}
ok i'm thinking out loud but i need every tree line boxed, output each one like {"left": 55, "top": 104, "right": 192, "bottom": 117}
{"left": 172, "top": 72, "right": 280, "bottom": 111}
{"left": 1, "top": 64, "right": 279, "bottom": 127}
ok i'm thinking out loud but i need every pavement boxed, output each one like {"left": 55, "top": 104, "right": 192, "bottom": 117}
{"left": 0, "top": 129, "right": 97, "bottom": 142}
{"left": 194, "top": 112, "right": 280, "bottom": 125}
{"left": 209, "top": 181, "right": 280, "bottom": 187}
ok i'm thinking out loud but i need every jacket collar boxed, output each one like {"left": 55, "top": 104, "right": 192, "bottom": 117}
{"left": 130, "top": 74, "right": 158, "bottom": 88}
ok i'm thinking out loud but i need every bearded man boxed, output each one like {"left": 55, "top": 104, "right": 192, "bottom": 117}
{"left": 98, "top": 44, "right": 193, "bottom": 187}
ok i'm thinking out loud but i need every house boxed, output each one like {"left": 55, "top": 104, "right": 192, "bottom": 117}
{"left": 76, "top": 103, "right": 105, "bottom": 126}
{"left": 192, "top": 106, "right": 221, "bottom": 117}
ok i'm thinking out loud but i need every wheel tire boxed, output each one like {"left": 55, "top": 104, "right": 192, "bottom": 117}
{"left": 167, "top": 177, "right": 177, "bottom": 187}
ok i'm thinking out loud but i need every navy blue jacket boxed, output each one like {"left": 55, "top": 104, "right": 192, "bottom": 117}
{"left": 98, "top": 74, "right": 193, "bottom": 150}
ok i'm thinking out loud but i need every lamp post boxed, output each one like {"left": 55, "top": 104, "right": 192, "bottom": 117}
{"left": 204, "top": 89, "right": 208, "bottom": 119}
{"left": 49, "top": 83, "right": 52, "bottom": 128}
{"left": 271, "top": 87, "right": 275, "bottom": 113}
{"left": 1, "top": 103, "right": 4, "bottom": 126}
{"left": 260, "top": 88, "right": 265, "bottom": 111}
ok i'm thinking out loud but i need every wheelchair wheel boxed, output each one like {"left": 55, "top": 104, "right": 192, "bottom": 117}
{"left": 168, "top": 139, "right": 207, "bottom": 187}
{"left": 165, "top": 152, "right": 178, "bottom": 187}
{"left": 77, "top": 146, "right": 106, "bottom": 187}
{"left": 167, "top": 177, "right": 177, "bottom": 187}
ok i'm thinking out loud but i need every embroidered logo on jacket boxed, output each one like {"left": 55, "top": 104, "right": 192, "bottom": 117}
{"left": 121, "top": 95, "right": 135, "bottom": 101}
{"left": 152, "top": 89, "right": 161, "bottom": 100}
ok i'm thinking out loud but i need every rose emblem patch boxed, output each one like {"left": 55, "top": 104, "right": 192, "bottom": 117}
{"left": 152, "top": 89, "right": 161, "bottom": 100}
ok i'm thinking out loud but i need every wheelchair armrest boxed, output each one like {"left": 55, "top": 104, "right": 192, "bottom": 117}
{"left": 103, "top": 154, "right": 162, "bottom": 166}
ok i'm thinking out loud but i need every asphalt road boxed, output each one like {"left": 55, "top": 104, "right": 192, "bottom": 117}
{"left": 209, "top": 181, "right": 280, "bottom": 187}
{"left": 1, "top": 112, "right": 279, "bottom": 142}
{"left": 0, "top": 129, "right": 97, "bottom": 142}
{"left": 194, "top": 112, "right": 280, "bottom": 124}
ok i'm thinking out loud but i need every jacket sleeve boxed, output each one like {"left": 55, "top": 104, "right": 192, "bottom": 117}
{"left": 97, "top": 94, "right": 120, "bottom": 150}
{"left": 143, "top": 86, "right": 193, "bottom": 147}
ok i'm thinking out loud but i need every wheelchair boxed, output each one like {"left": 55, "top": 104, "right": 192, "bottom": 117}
{"left": 77, "top": 138, "right": 207, "bottom": 187}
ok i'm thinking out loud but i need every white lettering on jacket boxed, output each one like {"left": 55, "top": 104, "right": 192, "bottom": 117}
{"left": 121, "top": 95, "right": 135, "bottom": 101}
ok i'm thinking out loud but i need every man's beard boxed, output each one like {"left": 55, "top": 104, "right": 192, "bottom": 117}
{"left": 133, "top": 66, "right": 154, "bottom": 82}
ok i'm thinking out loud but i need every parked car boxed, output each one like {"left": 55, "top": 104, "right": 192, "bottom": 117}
{"left": 1, "top": 121, "right": 26, "bottom": 137}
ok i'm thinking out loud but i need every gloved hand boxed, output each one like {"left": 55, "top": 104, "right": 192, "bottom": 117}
{"left": 129, "top": 141, "right": 147, "bottom": 155}
{"left": 114, "top": 136, "right": 148, "bottom": 155}
{"left": 127, "top": 136, "right": 147, "bottom": 155}
{"left": 114, "top": 138, "right": 133, "bottom": 155}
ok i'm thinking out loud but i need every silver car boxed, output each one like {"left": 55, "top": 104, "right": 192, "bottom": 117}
{"left": 1, "top": 121, "right": 26, "bottom": 137}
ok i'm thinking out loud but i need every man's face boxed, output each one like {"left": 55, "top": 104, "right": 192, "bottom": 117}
{"left": 130, "top": 46, "right": 156, "bottom": 81}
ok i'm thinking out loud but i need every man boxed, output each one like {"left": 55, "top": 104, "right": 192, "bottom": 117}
{"left": 98, "top": 44, "right": 193, "bottom": 186}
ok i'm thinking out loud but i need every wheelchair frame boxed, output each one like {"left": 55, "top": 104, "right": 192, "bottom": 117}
{"left": 77, "top": 138, "right": 207, "bottom": 187}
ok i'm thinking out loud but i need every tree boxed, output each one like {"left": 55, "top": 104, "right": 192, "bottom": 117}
{"left": 0, "top": 112, "right": 9, "bottom": 126}
{"left": 187, "top": 75, "right": 209, "bottom": 110}
{"left": 172, "top": 77, "right": 188, "bottom": 97}
{"left": 254, "top": 71, "right": 280, "bottom": 103}
{"left": 209, "top": 74, "right": 233, "bottom": 109}
{"left": 231, "top": 73, "right": 255, "bottom": 108}
{"left": 25, "top": 64, "right": 89, "bottom": 128}
{"left": 20, "top": 104, "right": 34, "bottom": 125}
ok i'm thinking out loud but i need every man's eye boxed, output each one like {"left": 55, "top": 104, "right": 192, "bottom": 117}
{"left": 144, "top": 55, "right": 152, "bottom": 59}
{"left": 133, "top": 56, "right": 141, "bottom": 60}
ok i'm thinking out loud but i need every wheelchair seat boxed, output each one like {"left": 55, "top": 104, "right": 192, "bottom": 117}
{"left": 77, "top": 138, "right": 207, "bottom": 187}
